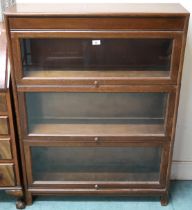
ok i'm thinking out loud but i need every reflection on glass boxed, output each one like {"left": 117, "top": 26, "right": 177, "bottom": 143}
{"left": 25, "top": 92, "right": 168, "bottom": 136}
{"left": 31, "top": 146, "right": 161, "bottom": 182}
{"left": 20, "top": 38, "right": 172, "bottom": 78}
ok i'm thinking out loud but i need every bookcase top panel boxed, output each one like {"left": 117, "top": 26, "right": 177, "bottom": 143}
{"left": 4, "top": 3, "right": 189, "bottom": 17}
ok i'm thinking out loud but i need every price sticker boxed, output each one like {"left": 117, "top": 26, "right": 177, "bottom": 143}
{"left": 92, "top": 40, "right": 101, "bottom": 45}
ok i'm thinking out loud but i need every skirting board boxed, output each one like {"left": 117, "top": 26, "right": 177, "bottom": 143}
{"left": 171, "top": 161, "right": 192, "bottom": 180}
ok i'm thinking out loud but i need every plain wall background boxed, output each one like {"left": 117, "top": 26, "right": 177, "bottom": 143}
{"left": 0, "top": 1, "right": 16, "bottom": 21}
{"left": 7, "top": 0, "right": 192, "bottom": 179}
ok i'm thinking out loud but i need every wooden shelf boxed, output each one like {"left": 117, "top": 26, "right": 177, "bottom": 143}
{"left": 28, "top": 122, "right": 165, "bottom": 136}
{"left": 33, "top": 172, "right": 159, "bottom": 182}
{"left": 24, "top": 70, "right": 169, "bottom": 78}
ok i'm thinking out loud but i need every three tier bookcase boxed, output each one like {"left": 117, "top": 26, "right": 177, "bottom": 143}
{"left": 4, "top": 3, "right": 189, "bottom": 207}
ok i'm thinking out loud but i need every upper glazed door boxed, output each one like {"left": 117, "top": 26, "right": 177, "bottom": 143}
{"left": 11, "top": 31, "right": 183, "bottom": 85}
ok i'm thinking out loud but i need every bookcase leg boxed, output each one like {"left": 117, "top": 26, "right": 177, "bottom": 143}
{"left": 25, "top": 191, "right": 33, "bottom": 206}
{"left": 160, "top": 192, "right": 169, "bottom": 206}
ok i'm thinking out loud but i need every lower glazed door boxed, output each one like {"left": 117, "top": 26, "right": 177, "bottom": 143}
{"left": 24, "top": 141, "right": 169, "bottom": 190}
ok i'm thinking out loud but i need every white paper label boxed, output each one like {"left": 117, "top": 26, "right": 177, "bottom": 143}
{"left": 92, "top": 40, "right": 101, "bottom": 45}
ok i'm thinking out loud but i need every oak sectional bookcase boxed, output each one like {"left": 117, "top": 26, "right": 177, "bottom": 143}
{"left": 0, "top": 22, "right": 24, "bottom": 209}
{"left": 4, "top": 3, "right": 189, "bottom": 207}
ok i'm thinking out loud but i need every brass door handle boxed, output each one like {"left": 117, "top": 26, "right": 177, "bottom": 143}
{"left": 94, "top": 137, "right": 99, "bottom": 142}
{"left": 94, "top": 80, "right": 99, "bottom": 87}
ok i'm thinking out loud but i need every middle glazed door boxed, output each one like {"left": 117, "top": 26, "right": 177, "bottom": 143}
{"left": 17, "top": 85, "right": 176, "bottom": 141}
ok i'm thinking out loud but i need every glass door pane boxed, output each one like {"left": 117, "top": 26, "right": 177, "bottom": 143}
{"left": 31, "top": 146, "right": 161, "bottom": 182}
{"left": 25, "top": 92, "right": 168, "bottom": 136}
{"left": 20, "top": 38, "right": 172, "bottom": 78}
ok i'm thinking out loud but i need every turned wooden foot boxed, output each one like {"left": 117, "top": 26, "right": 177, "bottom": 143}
{"left": 160, "top": 193, "right": 169, "bottom": 206}
{"left": 5, "top": 189, "right": 25, "bottom": 209}
{"left": 16, "top": 199, "right": 26, "bottom": 209}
